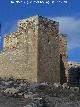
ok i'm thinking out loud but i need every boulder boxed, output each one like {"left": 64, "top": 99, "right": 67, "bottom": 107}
{"left": 70, "top": 87, "right": 79, "bottom": 92}
{"left": 62, "top": 83, "right": 70, "bottom": 89}
{"left": 53, "top": 83, "right": 61, "bottom": 88}
{"left": 18, "top": 92, "right": 24, "bottom": 97}
{"left": 24, "top": 93, "right": 33, "bottom": 99}
{"left": 29, "top": 83, "right": 48, "bottom": 92}
{"left": 4, "top": 87, "right": 19, "bottom": 95}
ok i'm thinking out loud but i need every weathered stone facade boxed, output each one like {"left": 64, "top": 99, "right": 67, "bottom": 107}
{"left": 59, "top": 34, "right": 68, "bottom": 67}
{"left": 0, "top": 15, "right": 67, "bottom": 83}
{"left": 67, "top": 62, "right": 80, "bottom": 85}
{"left": 59, "top": 34, "right": 68, "bottom": 83}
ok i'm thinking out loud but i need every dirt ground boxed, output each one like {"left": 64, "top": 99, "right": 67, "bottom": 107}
{"left": 0, "top": 93, "right": 80, "bottom": 107}
{"left": 0, "top": 93, "right": 30, "bottom": 107}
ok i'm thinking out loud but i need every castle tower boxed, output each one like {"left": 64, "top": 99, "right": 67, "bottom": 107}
{"left": 0, "top": 16, "right": 67, "bottom": 84}
{"left": 17, "top": 15, "right": 60, "bottom": 83}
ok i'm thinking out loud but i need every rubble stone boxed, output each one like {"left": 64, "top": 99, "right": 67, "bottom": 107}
{"left": 70, "top": 87, "right": 79, "bottom": 92}
{"left": 4, "top": 87, "right": 19, "bottom": 95}
{"left": 62, "top": 83, "right": 70, "bottom": 89}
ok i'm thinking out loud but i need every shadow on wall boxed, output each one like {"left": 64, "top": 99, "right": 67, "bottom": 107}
{"left": 68, "top": 67, "right": 80, "bottom": 86}
{"left": 60, "top": 54, "right": 67, "bottom": 84}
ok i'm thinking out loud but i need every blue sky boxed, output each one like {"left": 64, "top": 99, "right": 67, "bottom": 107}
{"left": 0, "top": 0, "right": 80, "bottom": 62}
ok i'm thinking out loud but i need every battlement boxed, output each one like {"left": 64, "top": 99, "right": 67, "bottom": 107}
{"left": 17, "top": 15, "right": 38, "bottom": 30}
{"left": 4, "top": 15, "right": 59, "bottom": 51}
{"left": 17, "top": 15, "right": 59, "bottom": 34}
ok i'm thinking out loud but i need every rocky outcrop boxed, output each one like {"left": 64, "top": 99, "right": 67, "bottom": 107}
{"left": 0, "top": 77, "right": 80, "bottom": 107}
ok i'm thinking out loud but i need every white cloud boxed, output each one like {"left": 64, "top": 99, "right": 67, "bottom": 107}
{"left": 53, "top": 17, "right": 80, "bottom": 34}
{"left": 50, "top": 16, "right": 80, "bottom": 50}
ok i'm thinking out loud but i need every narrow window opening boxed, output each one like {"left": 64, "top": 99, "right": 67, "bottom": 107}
{"left": 48, "top": 37, "right": 50, "bottom": 44}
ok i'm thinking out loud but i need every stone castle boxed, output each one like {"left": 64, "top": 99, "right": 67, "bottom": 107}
{"left": 0, "top": 15, "right": 67, "bottom": 84}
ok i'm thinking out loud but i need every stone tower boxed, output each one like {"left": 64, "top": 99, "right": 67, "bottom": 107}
{"left": 0, "top": 15, "right": 67, "bottom": 84}
{"left": 17, "top": 15, "right": 60, "bottom": 83}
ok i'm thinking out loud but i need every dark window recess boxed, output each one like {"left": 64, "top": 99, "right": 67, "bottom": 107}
{"left": 48, "top": 37, "right": 49, "bottom": 43}
{"left": 48, "top": 37, "right": 50, "bottom": 44}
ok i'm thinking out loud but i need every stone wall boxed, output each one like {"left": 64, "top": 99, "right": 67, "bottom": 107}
{"left": 67, "top": 62, "right": 80, "bottom": 84}
{"left": 0, "top": 15, "right": 67, "bottom": 84}
{"left": 59, "top": 34, "right": 67, "bottom": 83}
{"left": 59, "top": 34, "right": 67, "bottom": 68}
{"left": 17, "top": 16, "right": 38, "bottom": 83}
{"left": 0, "top": 16, "right": 38, "bottom": 83}
{"left": 4, "top": 32, "right": 20, "bottom": 51}
{"left": 37, "top": 16, "right": 60, "bottom": 83}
